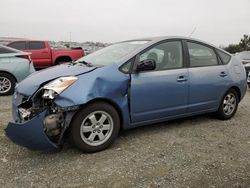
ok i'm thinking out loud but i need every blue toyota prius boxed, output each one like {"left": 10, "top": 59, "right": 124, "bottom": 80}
{"left": 5, "top": 37, "right": 247, "bottom": 153}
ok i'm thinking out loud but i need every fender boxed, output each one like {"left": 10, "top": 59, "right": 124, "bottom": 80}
{"left": 54, "top": 64, "right": 132, "bottom": 129}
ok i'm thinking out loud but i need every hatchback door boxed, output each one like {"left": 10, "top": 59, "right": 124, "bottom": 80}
{"left": 186, "top": 41, "right": 230, "bottom": 113}
{"left": 130, "top": 41, "right": 189, "bottom": 123}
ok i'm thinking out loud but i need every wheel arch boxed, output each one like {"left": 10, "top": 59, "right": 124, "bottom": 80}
{"left": 82, "top": 98, "right": 124, "bottom": 130}
{"left": 0, "top": 71, "right": 17, "bottom": 82}
{"left": 55, "top": 56, "right": 72, "bottom": 64}
{"left": 229, "top": 86, "right": 241, "bottom": 101}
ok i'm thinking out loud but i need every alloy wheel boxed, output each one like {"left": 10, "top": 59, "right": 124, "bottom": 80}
{"left": 0, "top": 77, "right": 11, "bottom": 94}
{"left": 223, "top": 93, "right": 236, "bottom": 116}
{"left": 80, "top": 111, "right": 114, "bottom": 146}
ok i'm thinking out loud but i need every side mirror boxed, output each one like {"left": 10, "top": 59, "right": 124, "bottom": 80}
{"left": 136, "top": 59, "right": 156, "bottom": 72}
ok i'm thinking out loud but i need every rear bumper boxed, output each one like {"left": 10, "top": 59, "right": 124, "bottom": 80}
{"left": 5, "top": 110, "right": 59, "bottom": 151}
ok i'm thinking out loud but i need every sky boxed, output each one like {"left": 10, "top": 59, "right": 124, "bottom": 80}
{"left": 0, "top": 0, "right": 249, "bottom": 46}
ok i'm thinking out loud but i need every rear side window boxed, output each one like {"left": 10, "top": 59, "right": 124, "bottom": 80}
{"left": 0, "top": 47, "right": 15, "bottom": 54}
{"left": 8, "top": 42, "right": 26, "bottom": 50}
{"left": 187, "top": 42, "right": 218, "bottom": 67}
{"left": 216, "top": 50, "right": 231, "bottom": 64}
{"left": 28, "top": 42, "right": 45, "bottom": 50}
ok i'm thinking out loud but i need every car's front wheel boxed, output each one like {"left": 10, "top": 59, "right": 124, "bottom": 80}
{"left": 0, "top": 72, "right": 15, "bottom": 96}
{"left": 69, "top": 102, "right": 120, "bottom": 153}
{"left": 216, "top": 89, "right": 239, "bottom": 120}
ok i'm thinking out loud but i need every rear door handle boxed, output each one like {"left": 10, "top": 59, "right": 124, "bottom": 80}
{"left": 177, "top": 75, "right": 188, "bottom": 82}
{"left": 220, "top": 72, "right": 227, "bottom": 77}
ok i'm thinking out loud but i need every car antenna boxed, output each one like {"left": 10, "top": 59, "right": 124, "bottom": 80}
{"left": 188, "top": 27, "right": 197, "bottom": 37}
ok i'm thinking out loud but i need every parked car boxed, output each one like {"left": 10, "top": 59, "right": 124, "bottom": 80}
{"left": 248, "top": 72, "right": 250, "bottom": 88}
{"left": 0, "top": 45, "right": 35, "bottom": 95}
{"left": 235, "top": 51, "right": 250, "bottom": 76}
{"left": 5, "top": 37, "right": 247, "bottom": 153}
{"left": 7, "top": 40, "right": 85, "bottom": 69}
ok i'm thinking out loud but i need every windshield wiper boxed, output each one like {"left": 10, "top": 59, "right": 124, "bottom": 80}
{"left": 74, "top": 60, "right": 94, "bottom": 67}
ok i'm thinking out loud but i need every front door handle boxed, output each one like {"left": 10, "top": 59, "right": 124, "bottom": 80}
{"left": 177, "top": 76, "right": 188, "bottom": 82}
{"left": 220, "top": 71, "right": 227, "bottom": 77}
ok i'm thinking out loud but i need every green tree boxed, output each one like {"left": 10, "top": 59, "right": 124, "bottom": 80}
{"left": 224, "top": 34, "right": 250, "bottom": 53}
{"left": 224, "top": 44, "right": 242, "bottom": 54}
{"left": 239, "top": 34, "right": 250, "bottom": 50}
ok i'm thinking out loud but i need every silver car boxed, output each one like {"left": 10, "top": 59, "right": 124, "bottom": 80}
{"left": 235, "top": 51, "right": 250, "bottom": 76}
{"left": 0, "top": 45, "right": 35, "bottom": 95}
{"left": 247, "top": 72, "right": 250, "bottom": 88}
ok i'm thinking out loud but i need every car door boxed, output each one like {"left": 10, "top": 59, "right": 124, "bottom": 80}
{"left": 130, "top": 41, "right": 189, "bottom": 123}
{"left": 186, "top": 41, "right": 230, "bottom": 113}
{"left": 27, "top": 41, "right": 51, "bottom": 67}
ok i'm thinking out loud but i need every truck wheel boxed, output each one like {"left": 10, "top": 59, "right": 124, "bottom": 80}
{"left": 55, "top": 57, "right": 72, "bottom": 65}
{"left": 69, "top": 102, "right": 120, "bottom": 153}
{"left": 56, "top": 61, "right": 67, "bottom": 65}
{"left": 0, "top": 73, "right": 16, "bottom": 96}
{"left": 216, "top": 89, "right": 239, "bottom": 120}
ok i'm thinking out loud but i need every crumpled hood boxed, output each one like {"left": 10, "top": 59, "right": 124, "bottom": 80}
{"left": 17, "top": 63, "right": 96, "bottom": 96}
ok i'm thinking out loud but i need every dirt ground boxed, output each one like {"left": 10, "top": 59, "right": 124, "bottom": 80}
{"left": 0, "top": 91, "right": 250, "bottom": 188}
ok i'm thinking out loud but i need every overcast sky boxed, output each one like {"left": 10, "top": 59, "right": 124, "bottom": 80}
{"left": 0, "top": 0, "right": 249, "bottom": 46}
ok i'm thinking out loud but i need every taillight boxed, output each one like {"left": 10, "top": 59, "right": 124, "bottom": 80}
{"left": 17, "top": 55, "right": 32, "bottom": 63}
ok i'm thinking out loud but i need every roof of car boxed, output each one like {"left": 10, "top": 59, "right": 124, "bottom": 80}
{"left": 122, "top": 36, "right": 230, "bottom": 54}
{"left": 8, "top": 40, "right": 49, "bottom": 43}
{"left": 124, "top": 36, "right": 212, "bottom": 44}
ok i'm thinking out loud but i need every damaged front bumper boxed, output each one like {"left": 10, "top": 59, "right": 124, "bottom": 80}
{"left": 5, "top": 91, "right": 77, "bottom": 151}
{"left": 5, "top": 110, "right": 59, "bottom": 151}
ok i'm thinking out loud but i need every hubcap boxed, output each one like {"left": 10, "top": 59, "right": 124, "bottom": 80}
{"left": 80, "top": 111, "right": 113, "bottom": 146}
{"left": 223, "top": 93, "right": 236, "bottom": 116}
{"left": 0, "top": 77, "right": 11, "bottom": 94}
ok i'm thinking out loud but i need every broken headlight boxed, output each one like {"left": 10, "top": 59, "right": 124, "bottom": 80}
{"left": 42, "top": 76, "right": 78, "bottom": 99}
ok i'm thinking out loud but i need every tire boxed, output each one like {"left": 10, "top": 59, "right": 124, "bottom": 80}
{"left": 216, "top": 89, "right": 239, "bottom": 120}
{"left": 0, "top": 73, "right": 16, "bottom": 96}
{"left": 56, "top": 61, "right": 67, "bottom": 65}
{"left": 69, "top": 102, "right": 120, "bottom": 153}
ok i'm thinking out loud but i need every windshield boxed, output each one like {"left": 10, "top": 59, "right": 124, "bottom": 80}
{"left": 75, "top": 40, "right": 149, "bottom": 66}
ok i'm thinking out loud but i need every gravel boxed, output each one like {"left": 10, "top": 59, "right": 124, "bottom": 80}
{"left": 0, "top": 91, "right": 250, "bottom": 187}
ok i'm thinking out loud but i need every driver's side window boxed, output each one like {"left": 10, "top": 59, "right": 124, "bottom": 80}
{"left": 139, "top": 41, "right": 183, "bottom": 71}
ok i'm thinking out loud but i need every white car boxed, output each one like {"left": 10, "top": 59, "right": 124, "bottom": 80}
{"left": 0, "top": 45, "right": 35, "bottom": 95}
{"left": 235, "top": 51, "right": 250, "bottom": 76}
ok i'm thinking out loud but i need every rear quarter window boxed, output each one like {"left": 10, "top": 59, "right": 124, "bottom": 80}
{"left": 216, "top": 50, "right": 231, "bottom": 64}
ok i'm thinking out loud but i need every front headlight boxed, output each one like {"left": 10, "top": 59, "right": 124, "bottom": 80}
{"left": 42, "top": 76, "right": 78, "bottom": 99}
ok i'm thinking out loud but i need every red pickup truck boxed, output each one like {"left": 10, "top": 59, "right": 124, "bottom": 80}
{"left": 7, "top": 40, "right": 84, "bottom": 69}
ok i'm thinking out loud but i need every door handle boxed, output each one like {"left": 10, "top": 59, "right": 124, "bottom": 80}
{"left": 219, "top": 72, "right": 227, "bottom": 77}
{"left": 177, "top": 76, "right": 188, "bottom": 82}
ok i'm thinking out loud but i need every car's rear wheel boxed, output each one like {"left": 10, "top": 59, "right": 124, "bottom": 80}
{"left": 69, "top": 102, "right": 120, "bottom": 153}
{"left": 216, "top": 89, "right": 239, "bottom": 120}
{"left": 56, "top": 61, "right": 67, "bottom": 65}
{"left": 0, "top": 73, "right": 15, "bottom": 96}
